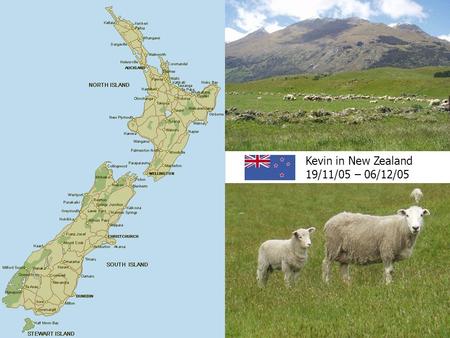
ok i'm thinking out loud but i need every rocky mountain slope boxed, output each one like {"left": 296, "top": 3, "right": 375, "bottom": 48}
{"left": 226, "top": 18, "right": 450, "bottom": 82}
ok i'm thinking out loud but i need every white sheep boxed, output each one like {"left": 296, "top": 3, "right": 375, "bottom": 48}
{"left": 410, "top": 188, "right": 423, "bottom": 204}
{"left": 429, "top": 99, "right": 441, "bottom": 106}
{"left": 283, "top": 94, "right": 296, "bottom": 101}
{"left": 257, "top": 96, "right": 262, "bottom": 100}
{"left": 322, "top": 206, "right": 430, "bottom": 284}
{"left": 369, "top": 100, "right": 378, "bottom": 103}
{"left": 257, "top": 227, "right": 315, "bottom": 288}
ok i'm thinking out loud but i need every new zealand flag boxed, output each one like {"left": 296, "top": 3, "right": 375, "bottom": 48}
{"left": 244, "top": 155, "right": 296, "bottom": 180}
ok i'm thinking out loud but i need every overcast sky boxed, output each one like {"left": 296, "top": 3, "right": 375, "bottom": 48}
{"left": 225, "top": 0, "right": 450, "bottom": 43}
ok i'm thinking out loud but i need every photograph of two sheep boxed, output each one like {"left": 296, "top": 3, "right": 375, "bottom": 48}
{"left": 226, "top": 185, "right": 449, "bottom": 337}
{"left": 225, "top": 0, "right": 450, "bottom": 336}
{"left": 257, "top": 188, "right": 429, "bottom": 288}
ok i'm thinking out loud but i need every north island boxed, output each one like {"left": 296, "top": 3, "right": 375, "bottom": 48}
{"left": 106, "top": 7, "right": 220, "bottom": 181}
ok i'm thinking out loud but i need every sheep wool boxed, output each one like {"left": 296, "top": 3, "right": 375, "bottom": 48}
{"left": 257, "top": 227, "right": 315, "bottom": 288}
{"left": 322, "top": 206, "right": 430, "bottom": 284}
{"left": 410, "top": 188, "right": 423, "bottom": 204}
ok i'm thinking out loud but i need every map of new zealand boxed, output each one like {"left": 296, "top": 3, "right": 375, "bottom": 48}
{"left": 0, "top": 2, "right": 223, "bottom": 337}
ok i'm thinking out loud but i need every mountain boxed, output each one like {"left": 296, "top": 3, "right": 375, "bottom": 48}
{"left": 226, "top": 18, "right": 450, "bottom": 82}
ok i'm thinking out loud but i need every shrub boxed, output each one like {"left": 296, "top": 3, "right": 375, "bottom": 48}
{"left": 434, "top": 70, "right": 450, "bottom": 78}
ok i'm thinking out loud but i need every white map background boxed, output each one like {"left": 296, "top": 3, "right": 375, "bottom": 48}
{"left": 0, "top": 1, "right": 224, "bottom": 337}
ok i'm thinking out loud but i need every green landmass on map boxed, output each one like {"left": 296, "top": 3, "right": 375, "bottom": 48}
{"left": 106, "top": 7, "right": 220, "bottom": 181}
{"left": 22, "top": 318, "right": 35, "bottom": 332}
{"left": 2, "top": 163, "right": 136, "bottom": 316}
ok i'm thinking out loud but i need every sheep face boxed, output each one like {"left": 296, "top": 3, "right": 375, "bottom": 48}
{"left": 292, "top": 227, "right": 316, "bottom": 248}
{"left": 397, "top": 206, "right": 430, "bottom": 234}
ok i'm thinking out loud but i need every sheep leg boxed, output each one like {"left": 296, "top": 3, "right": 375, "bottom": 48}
{"left": 383, "top": 261, "right": 394, "bottom": 284}
{"left": 322, "top": 257, "right": 331, "bottom": 283}
{"left": 293, "top": 271, "right": 301, "bottom": 284}
{"left": 340, "top": 263, "right": 350, "bottom": 285}
{"left": 284, "top": 272, "right": 294, "bottom": 288}
{"left": 282, "top": 261, "right": 293, "bottom": 288}
{"left": 256, "top": 262, "right": 270, "bottom": 288}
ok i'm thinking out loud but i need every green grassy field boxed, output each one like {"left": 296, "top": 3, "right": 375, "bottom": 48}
{"left": 226, "top": 184, "right": 450, "bottom": 337}
{"left": 226, "top": 67, "right": 450, "bottom": 98}
{"left": 227, "top": 116, "right": 450, "bottom": 150}
{"left": 226, "top": 67, "right": 450, "bottom": 151}
{"left": 227, "top": 95, "right": 411, "bottom": 112}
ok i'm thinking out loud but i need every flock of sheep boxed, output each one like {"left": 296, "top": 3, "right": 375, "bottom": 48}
{"left": 257, "top": 188, "right": 429, "bottom": 287}
{"left": 228, "top": 90, "right": 449, "bottom": 109}
{"left": 280, "top": 93, "right": 448, "bottom": 107}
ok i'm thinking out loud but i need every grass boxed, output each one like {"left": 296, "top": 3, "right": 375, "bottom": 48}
{"left": 226, "top": 67, "right": 450, "bottom": 98}
{"left": 225, "top": 67, "right": 450, "bottom": 151}
{"left": 226, "top": 184, "right": 450, "bottom": 337}
{"left": 227, "top": 95, "right": 411, "bottom": 112}
{"left": 226, "top": 116, "right": 450, "bottom": 151}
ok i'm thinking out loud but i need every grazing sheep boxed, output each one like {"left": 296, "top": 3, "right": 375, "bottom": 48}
{"left": 283, "top": 94, "right": 296, "bottom": 101}
{"left": 257, "top": 227, "right": 316, "bottom": 288}
{"left": 369, "top": 100, "right": 378, "bottom": 103}
{"left": 410, "top": 188, "right": 423, "bottom": 204}
{"left": 429, "top": 99, "right": 441, "bottom": 106}
{"left": 439, "top": 99, "right": 450, "bottom": 111}
{"left": 322, "top": 206, "right": 430, "bottom": 284}
{"left": 257, "top": 96, "right": 262, "bottom": 100}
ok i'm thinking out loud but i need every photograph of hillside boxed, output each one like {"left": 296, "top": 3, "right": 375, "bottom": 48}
{"left": 225, "top": 1, "right": 450, "bottom": 150}
{"left": 226, "top": 18, "right": 450, "bottom": 82}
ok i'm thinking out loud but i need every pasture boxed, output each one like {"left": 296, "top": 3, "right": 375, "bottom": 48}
{"left": 227, "top": 94, "right": 415, "bottom": 113}
{"left": 226, "top": 117, "right": 450, "bottom": 150}
{"left": 226, "top": 67, "right": 450, "bottom": 98}
{"left": 226, "top": 67, "right": 450, "bottom": 151}
{"left": 226, "top": 184, "right": 450, "bottom": 337}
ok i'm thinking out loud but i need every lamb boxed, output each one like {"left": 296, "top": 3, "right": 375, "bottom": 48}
{"left": 322, "top": 206, "right": 430, "bottom": 284}
{"left": 410, "top": 188, "right": 423, "bottom": 204}
{"left": 257, "top": 227, "right": 316, "bottom": 288}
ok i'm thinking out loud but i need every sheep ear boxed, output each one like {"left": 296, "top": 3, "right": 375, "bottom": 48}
{"left": 422, "top": 209, "right": 430, "bottom": 216}
{"left": 308, "top": 227, "right": 316, "bottom": 233}
{"left": 397, "top": 209, "right": 407, "bottom": 216}
{"left": 292, "top": 231, "right": 299, "bottom": 238}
